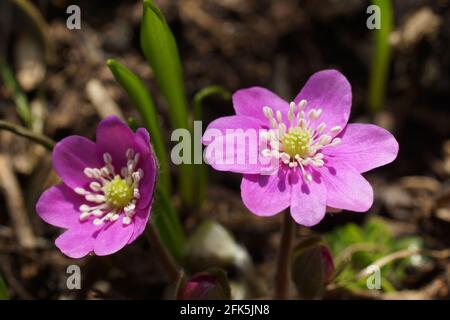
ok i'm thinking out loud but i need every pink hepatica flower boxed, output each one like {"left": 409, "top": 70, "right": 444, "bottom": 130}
{"left": 203, "top": 70, "right": 398, "bottom": 226}
{"left": 36, "top": 116, "right": 157, "bottom": 258}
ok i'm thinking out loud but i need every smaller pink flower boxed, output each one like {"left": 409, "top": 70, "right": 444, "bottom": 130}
{"left": 203, "top": 70, "right": 399, "bottom": 226}
{"left": 36, "top": 116, "right": 157, "bottom": 258}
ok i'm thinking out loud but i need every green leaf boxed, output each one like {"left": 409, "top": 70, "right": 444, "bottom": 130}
{"left": 368, "top": 0, "right": 393, "bottom": 112}
{"left": 107, "top": 59, "right": 171, "bottom": 193}
{"left": 192, "top": 85, "right": 231, "bottom": 207}
{"left": 0, "top": 63, "right": 33, "bottom": 127}
{"left": 153, "top": 186, "right": 186, "bottom": 263}
{"left": 326, "top": 217, "right": 424, "bottom": 292}
{"left": 140, "top": 0, "right": 189, "bottom": 130}
{"left": 140, "top": 0, "right": 194, "bottom": 207}
{"left": 0, "top": 274, "right": 9, "bottom": 300}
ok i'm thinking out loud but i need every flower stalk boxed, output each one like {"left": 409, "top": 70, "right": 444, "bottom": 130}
{"left": 273, "top": 211, "right": 295, "bottom": 299}
{"left": 146, "top": 223, "right": 181, "bottom": 284}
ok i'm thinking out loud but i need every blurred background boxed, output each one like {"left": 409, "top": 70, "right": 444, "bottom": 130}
{"left": 0, "top": 0, "right": 449, "bottom": 299}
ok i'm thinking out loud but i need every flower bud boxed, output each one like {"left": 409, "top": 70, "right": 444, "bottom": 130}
{"left": 291, "top": 238, "right": 335, "bottom": 299}
{"left": 177, "top": 270, "right": 231, "bottom": 300}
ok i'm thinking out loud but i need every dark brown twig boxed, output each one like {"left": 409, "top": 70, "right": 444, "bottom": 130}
{"left": 0, "top": 120, "right": 55, "bottom": 150}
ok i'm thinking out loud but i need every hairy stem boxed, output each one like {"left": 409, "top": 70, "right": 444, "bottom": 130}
{"left": 273, "top": 212, "right": 294, "bottom": 299}
{"left": 146, "top": 223, "right": 181, "bottom": 284}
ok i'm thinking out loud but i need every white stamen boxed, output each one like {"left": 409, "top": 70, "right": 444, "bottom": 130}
{"left": 318, "top": 135, "right": 332, "bottom": 146}
{"left": 304, "top": 172, "right": 313, "bottom": 183}
{"left": 75, "top": 188, "right": 87, "bottom": 195}
{"left": 103, "top": 153, "right": 112, "bottom": 164}
{"left": 298, "top": 99, "right": 307, "bottom": 110}
{"left": 261, "top": 149, "right": 272, "bottom": 157}
{"left": 89, "top": 182, "right": 102, "bottom": 191}
{"left": 316, "top": 123, "right": 326, "bottom": 133}
{"left": 330, "top": 126, "right": 342, "bottom": 134}
{"left": 329, "top": 138, "right": 341, "bottom": 146}
{"left": 123, "top": 216, "right": 132, "bottom": 225}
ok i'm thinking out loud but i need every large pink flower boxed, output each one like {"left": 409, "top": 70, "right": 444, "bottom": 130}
{"left": 36, "top": 116, "right": 157, "bottom": 258}
{"left": 203, "top": 70, "right": 398, "bottom": 226}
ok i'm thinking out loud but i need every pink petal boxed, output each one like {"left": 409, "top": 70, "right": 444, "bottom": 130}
{"left": 96, "top": 116, "right": 140, "bottom": 170}
{"left": 323, "top": 123, "right": 398, "bottom": 173}
{"left": 135, "top": 128, "right": 157, "bottom": 209}
{"left": 55, "top": 223, "right": 98, "bottom": 258}
{"left": 241, "top": 167, "right": 292, "bottom": 216}
{"left": 93, "top": 220, "right": 134, "bottom": 256}
{"left": 203, "top": 116, "right": 265, "bottom": 174}
{"left": 290, "top": 171, "right": 327, "bottom": 226}
{"left": 36, "top": 184, "right": 85, "bottom": 228}
{"left": 52, "top": 136, "right": 102, "bottom": 190}
{"left": 128, "top": 207, "right": 151, "bottom": 244}
{"left": 204, "top": 115, "right": 264, "bottom": 135}
{"left": 233, "top": 87, "right": 290, "bottom": 124}
{"left": 294, "top": 70, "right": 352, "bottom": 132}
{"left": 321, "top": 161, "right": 373, "bottom": 212}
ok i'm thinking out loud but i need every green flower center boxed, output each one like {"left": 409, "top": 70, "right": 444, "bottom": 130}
{"left": 281, "top": 128, "right": 311, "bottom": 158}
{"left": 103, "top": 175, "right": 133, "bottom": 209}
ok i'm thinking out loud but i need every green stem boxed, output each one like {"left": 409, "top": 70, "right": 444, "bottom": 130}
{"left": 145, "top": 223, "right": 181, "bottom": 284}
{"left": 274, "top": 212, "right": 294, "bottom": 299}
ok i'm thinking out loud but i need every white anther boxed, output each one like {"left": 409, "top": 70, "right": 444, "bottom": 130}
{"left": 91, "top": 209, "right": 104, "bottom": 217}
{"left": 93, "top": 218, "right": 103, "bottom": 226}
{"left": 276, "top": 110, "right": 283, "bottom": 123}
{"left": 298, "top": 99, "right": 307, "bottom": 110}
{"left": 288, "top": 102, "right": 295, "bottom": 121}
{"left": 103, "top": 153, "right": 112, "bottom": 164}
{"left": 298, "top": 118, "right": 307, "bottom": 129}
{"left": 83, "top": 168, "right": 94, "bottom": 178}
{"left": 329, "top": 138, "right": 341, "bottom": 146}
{"left": 308, "top": 109, "right": 322, "bottom": 120}
{"left": 263, "top": 106, "right": 273, "bottom": 119}
{"left": 312, "top": 159, "right": 324, "bottom": 167}
{"left": 314, "top": 153, "right": 324, "bottom": 160}
{"left": 304, "top": 172, "right": 313, "bottom": 183}
{"left": 79, "top": 204, "right": 91, "bottom": 212}
{"left": 75, "top": 187, "right": 87, "bottom": 195}
{"left": 316, "top": 123, "right": 326, "bottom": 133}
{"left": 318, "top": 135, "right": 332, "bottom": 145}
{"left": 126, "top": 149, "right": 135, "bottom": 159}
{"left": 270, "top": 118, "right": 278, "bottom": 129}
{"left": 79, "top": 212, "right": 90, "bottom": 221}
{"left": 330, "top": 126, "right": 342, "bottom": 134}
{"left": 86, "top": 194, "right": 106, "bottom": 203}
{"left": 261, "top": 149, "right": 272, "bottom": 157}
{"left": 111, "top": 214, "right": 119, "bottom": 221}
{"left": 280, "top": 153, "right": 290, "bottom": 161}
{"left": 301, "top": 158, "right": 311, "bottom": 165}
{"left": 133, "top": 188, "right": 140, "bottom": 199}
{"left": 271, "top": 150, "right": 280, "bottom": 158}
{"left": 123, "top": 216, "right": 132, "bottom": 225}
{"left": 101, "top": 167, "right": 111, "bottom": 178}
{"left": 89, "top": 182, "right": 102, "bottom": 191}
